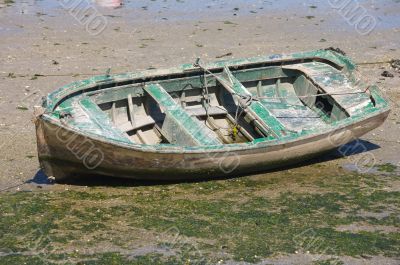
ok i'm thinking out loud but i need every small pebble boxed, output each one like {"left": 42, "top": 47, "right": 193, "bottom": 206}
{"left": 381, "top": 71, "right": 394, "bottom": 78}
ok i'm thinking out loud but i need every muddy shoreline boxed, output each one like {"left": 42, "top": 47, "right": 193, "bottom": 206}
{"left": 1, "top": 0, "right": 399, "bottom": 189}
{"left": 0, "top": 0, "right": 399, "bottom": 264}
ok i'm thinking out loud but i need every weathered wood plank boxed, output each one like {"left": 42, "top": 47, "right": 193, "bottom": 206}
{"left": 144, "top": 83, "right": 220, "bottom": 146}
{"left": 285, "top": 62, "right": 372, "bottom": 115}
{"left": 78, "top": 97, "right": 132, "bottom": 143}
{"left": 111, "top": 102, "right": 116, "bottom": 123}
{"left": 186, "top": 106, "right": 227, "bottom": 117}
{"left": 127, "top": 94, "right": 135, "bottom": 126}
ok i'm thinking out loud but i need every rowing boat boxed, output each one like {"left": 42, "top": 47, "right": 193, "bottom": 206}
{"left": 34, "top": 49, "right": 390, "bottom": 181}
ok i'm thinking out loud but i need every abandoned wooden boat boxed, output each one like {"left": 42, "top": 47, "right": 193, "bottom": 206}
{"left": 34, "top": 49, "right": 390, "bottom": 181}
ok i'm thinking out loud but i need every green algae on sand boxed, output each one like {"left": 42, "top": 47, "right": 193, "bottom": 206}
{"left": 0, "top": 166, "right": 399, "bottom": 264}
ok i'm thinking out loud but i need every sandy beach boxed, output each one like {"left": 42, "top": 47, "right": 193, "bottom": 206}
{"left": 0, "top": 0, "right": 399, "bottom": 264}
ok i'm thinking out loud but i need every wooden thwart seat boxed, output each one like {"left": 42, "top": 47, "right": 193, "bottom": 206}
{"left": 267, "top": 105, "right": 329, "bottom": 132}
{"left": 144, "top": 83, "right": 220, "bottom": 146}
{"left": 186, "top": 106, "right": 227, "bottom": 117}
{"left": 215, "top": 66, "right": 288, "bottom": 138}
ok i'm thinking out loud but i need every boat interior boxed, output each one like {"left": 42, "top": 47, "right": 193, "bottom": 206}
{"left": 76, "top": 61, "right": 374, "bottom": 146}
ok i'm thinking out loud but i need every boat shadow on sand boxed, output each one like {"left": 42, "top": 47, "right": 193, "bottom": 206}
{"left": 28, "top": 139, "right": 380, "bottom": 187}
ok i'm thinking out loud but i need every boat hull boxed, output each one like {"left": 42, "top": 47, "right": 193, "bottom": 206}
{"left": 35, "top": 109, "right": 390, "bottom": 181}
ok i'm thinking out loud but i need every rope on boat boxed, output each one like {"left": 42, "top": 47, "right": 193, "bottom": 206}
{"left": 193, "top": 58, "right": 371, "bottom": 100}
{"left": 195, "top": 58, "right": 249, "bottom": 135}
{"left": 1, "top": 58, "right": 394, "bottom": 78}
{"left": 258, "top": 87, "right": 371, "bottom": 100}
{"left": 356, "top": 60, "right": 393, "bottom": 66}
{"left": 193, "top": 58, "right": 371, "bottom": 107}
{"left": 193, "top": 58, "right": 375, "bottom": 139}
{"left": 198, "top": 59, "right": 233, "bottom": 132}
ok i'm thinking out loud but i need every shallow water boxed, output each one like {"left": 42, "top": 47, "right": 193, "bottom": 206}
{"left": 2, "top": 0, "right": 400, "bottom": 29}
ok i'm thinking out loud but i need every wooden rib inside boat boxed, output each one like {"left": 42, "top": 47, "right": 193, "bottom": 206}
{"left": 34, "top": 49, "right": 390, "bottom": 181}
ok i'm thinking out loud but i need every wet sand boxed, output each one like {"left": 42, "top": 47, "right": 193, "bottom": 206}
{"left": 0, "top": 0, "right": 399, "bottom": 264}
